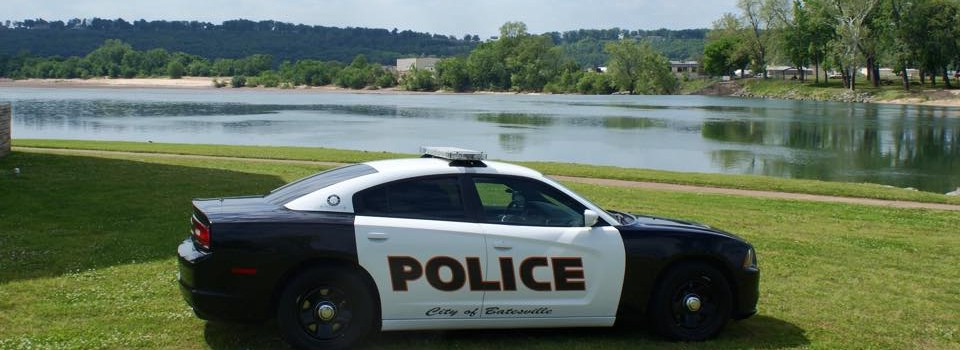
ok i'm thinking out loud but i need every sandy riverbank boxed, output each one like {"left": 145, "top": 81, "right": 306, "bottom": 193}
{"left": 0, "top": 77, "right": 461, "bottom": 95}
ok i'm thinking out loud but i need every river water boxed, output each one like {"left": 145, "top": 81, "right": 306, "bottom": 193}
{"left": 2, "top": 87, "right": 958, "bottom": 193}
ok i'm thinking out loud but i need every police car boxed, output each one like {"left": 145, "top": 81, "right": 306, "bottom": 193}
{"left": 178, "top": 147, "right": 759, "bottom": 350}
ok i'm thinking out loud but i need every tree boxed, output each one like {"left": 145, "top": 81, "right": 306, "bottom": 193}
{"left": 84, "top": 39, "right": 133, "bottom": 77}
{"left": 400, "top": 67, "right": 436, "bottom": 91}
{"left": 166, "top": 60, "right": 185, "bottom": 78}
{"left": 467, "top": 41, "right": 511, "bottom": 90}
{"left": 904, "top": 0, "right": 960, "bottom": 88}
{"left": 803, "top": 0, "right": 835, "bottom": 84}
{"left": 709, "top": 13, "right": 753, "bottom": 78}
{"left": 575, "top": 72, "right": 614, "bottom": 94}
{"left": 738, "top": 0, "right": 777, "bottom": 78}
{"left": 605, "top": 40, "right": 678, "bottom": 94}
{"left": 499, "top": 21, "right": 528, "bottom": 39}
{"left": 435, "top": 57, "right": 470, "bottom": 92}
{"left": 827, "top": 0, "right": 880, "bottom": 90}
{"left": 773, "top": 0, "right": 813, "bottom": 81}
{"left": 508, "top": 35, "right": 562, "bottom": 91}
{"left": 703, "top": 37, "right": 739, "bottom": 76}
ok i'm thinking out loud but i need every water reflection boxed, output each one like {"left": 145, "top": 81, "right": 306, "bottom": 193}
{"left": 602, "top": 117, "right": 664, "bottom": 129}
{"left": 498, "top": 133, "right": 526, "bottom": 153}
{"left": 3, "top": 88, "right": 958, "bottom": 193}
{"left": 566, "top": 101, "right": 763, "bottom": 113}
{"left": 477, "top": 113, "right": 555, "bottom": 127}
{"left": 11, "top": 100, "right": 457, "bottom": 121}
{"left": 701, "top": 104, "right": 960, "bottom": 191}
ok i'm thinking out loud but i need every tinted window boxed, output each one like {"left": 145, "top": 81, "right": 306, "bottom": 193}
{"left": 265, "top": 164, "right": 377, "bottom": 205}
{"left": 473, "top": 176, "right": 586, "bottom": 227}
{"left": 355, "top": 176, "right": 467, "bottom": 221}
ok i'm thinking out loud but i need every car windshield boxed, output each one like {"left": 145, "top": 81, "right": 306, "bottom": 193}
{"left": 265, "top": 164, "right": 377, "bottom": 205}
{"left": 541, "top": 175, "right": 614, "bottom": 218}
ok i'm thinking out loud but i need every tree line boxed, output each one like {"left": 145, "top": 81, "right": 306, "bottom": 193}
{"left": 0, "top": 18, "right": 706, "bottom": 69}
{"left": 0, "top": 18, "right": 477, "bottom": 64}
{"left": 1, "top": 21, "right": 686, "bottom": 94}
{"left": 702, "top": 0, "right": 960, "bottom": 91}
{"left": 0, "top": 39, "right": 398, "bottom": 90}
{"left": 404, "top": 22, "right": 679, "bottom": 94}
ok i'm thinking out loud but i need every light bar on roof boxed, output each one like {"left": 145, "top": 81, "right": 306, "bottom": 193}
{"left": 420, "top": 146, "right": 487, "bottom": 161}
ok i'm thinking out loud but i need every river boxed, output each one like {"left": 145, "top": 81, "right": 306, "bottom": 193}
{"left": 1, "top": 87, "right": 958, "bottom": 193}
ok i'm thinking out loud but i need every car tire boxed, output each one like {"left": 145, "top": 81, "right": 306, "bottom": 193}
{"left": 648, "top": 262, "right": 732, "bottom": 341}
{"left": 277, "top": 266, "right": 377, "bottom": 350}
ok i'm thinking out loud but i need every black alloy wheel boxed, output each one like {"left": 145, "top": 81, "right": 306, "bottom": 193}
{"left": 649, "top": 262, "right": 732, "bottom": 341}
{"left": 278, "top": 267, "right": 376, "bottom": 350}
{"left": 296, "top": 286, "right": 352, "bottom": 340}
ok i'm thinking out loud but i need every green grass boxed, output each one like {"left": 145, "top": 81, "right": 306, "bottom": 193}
{"left": 678, "top": 78, "right": 717, "bottom": 95}
{"left": 1, "top": 150, "right": 958, "bottom": 349}
{"left": 13, "top": 139, "right": 960, "bottom": 205}
{"left": 740, "top": 78, "right": 957, "bottom": 103}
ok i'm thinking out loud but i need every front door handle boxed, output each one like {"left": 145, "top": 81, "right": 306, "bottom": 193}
{"left": 492, "top": 240, "right": 512, "bottom": 250}
{"left": 367, "top": 232, "right": 389, "bottom": 241}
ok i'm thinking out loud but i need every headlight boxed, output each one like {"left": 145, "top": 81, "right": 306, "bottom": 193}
{"left": 742, "top": 248, "right": 758, "bottom": 270}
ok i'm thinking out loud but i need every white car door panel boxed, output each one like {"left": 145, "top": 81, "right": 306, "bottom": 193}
{"left": 469, "top": 175, "right": 626, "bottom": 322}
{"left": 355, "top": 216, "right": 486, "bottom": 321}
{"left": 480, "top": 224, "right": 625, "bottom": 319}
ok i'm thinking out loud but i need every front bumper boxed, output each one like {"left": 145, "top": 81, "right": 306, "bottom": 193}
{"left": 177, "top": 239, "right": 271, "bottom": 322}
{"left": 734, "top": 267, "right": 760, "bottom": 319}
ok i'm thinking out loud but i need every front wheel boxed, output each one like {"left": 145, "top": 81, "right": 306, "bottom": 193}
{"left": 648, "top": 262, "right": 732, "bottom": 341}
{"left": 277, "top": 267, "right": 376, "bottom": 350}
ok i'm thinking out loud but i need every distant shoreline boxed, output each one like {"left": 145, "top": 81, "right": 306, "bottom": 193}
{"left": 3, "top": 77, "right": 960, "bottom": 107}
{"left": 0, "top": 77, "right": 502, "bottom": 95}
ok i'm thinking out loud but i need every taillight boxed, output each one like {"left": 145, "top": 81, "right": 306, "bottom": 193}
{"left": 191, "top": 216, "right": 211, "bottom": 250}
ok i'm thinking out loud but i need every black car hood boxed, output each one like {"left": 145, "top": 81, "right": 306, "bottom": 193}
{"left": 619, "top": 213, "right": 747, "bottom": 242}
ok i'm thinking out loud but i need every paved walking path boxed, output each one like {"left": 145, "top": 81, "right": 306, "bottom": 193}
{"left": 15, "top": 146, "right": 960, "bottom": 212}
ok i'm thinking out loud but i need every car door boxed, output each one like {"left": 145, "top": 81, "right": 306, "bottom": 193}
{"left": 468, "top": 175, "right": 625, "bottom": 323}
{"left": 353, "top": 175, "right": 487, "bottom": 326}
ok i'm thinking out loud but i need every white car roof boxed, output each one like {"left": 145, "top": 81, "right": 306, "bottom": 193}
{"left": 282, "top": 157, "right": 617, "bottom": 225}
{"left": 363, "top": 157, "right": 544, "bottom": 179}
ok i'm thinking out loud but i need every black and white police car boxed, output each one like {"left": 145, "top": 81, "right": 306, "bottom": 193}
{"left": 178, "top": 147, "right": 759, "bottom": 349}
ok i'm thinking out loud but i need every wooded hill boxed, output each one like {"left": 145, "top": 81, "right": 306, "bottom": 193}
{"left": 0, "top": 18, "right": 478, "bottom": 64}
{"left": 0, "top": 18, "right": 705, "bottom": 65}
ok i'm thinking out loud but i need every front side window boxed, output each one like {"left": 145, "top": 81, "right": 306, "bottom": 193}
{"left": 472, "top": 176, "right": 585, "bottom": 227}
{"left": 354, "top": 176, "right": 467, "bottom": 221}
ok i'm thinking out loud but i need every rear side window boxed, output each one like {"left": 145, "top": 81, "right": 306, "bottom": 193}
{"left": 265, "top": 164, "right": 377, "bottom": 205}
{"left": 354, "top": 176, "right": 468, "bottom": 221}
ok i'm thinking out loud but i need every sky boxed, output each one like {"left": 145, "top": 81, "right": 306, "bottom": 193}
{"left": 6, "top": 0, "right": 737, "bottom": 37}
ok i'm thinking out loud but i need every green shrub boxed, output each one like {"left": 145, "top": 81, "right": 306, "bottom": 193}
{"left": 230, "top": 75, "right": 246, "bottom": 88}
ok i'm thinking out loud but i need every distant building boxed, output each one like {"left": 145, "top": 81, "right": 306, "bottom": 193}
{"left": 766, "top": 66, "right": 814, "bottom": 80}
{"left": 397, "top": 58, "right": 440, "bottom": 75}
{"left": 670, "top": 61, "right": 701, "bottom": 79}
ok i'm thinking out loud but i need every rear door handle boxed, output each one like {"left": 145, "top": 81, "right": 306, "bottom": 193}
{"left": 367, "top": 232, "right": 389, "bottom": 241}
{"left": 492, "top": 240, "right": 512, "bottom": 250}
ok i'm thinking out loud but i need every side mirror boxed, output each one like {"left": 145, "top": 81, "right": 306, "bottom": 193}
{"left": 584, "top": 209, "right": 599, "bottom": 227}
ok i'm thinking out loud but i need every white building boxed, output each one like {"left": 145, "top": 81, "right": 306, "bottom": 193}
{"left": 396, "top": 58, "right": 440, "bottom": 74}
{"left": 670, "top": 61, "right": 701, "bottom": 79}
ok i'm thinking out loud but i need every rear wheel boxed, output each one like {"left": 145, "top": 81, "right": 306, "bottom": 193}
{"left": 648, "top": 262, "right": 732, "bottom": 341}
{"left": 277, "top": 267, "right": 376, "bottom": 350}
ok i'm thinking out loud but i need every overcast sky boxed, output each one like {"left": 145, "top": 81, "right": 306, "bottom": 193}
{"left": 7, "top": 0, "right": 737, "bottom": 37}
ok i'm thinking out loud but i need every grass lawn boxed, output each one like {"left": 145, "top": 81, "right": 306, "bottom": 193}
{"left": 1, "top": 150, "right": 958, "bottom": 349}
{"left": 739, "top": 78, "right": 954, "bottom": 102}
{"left": 14, "top": 139, "right": 960, "bottom": 206}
